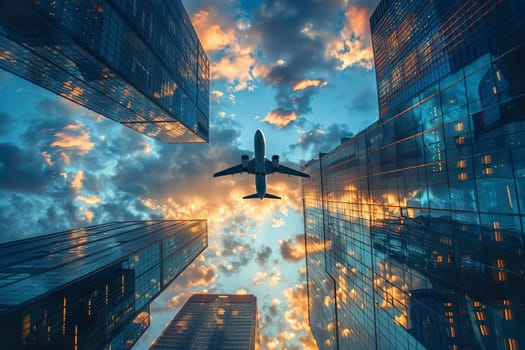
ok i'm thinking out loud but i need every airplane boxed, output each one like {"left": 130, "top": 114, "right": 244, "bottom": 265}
{"left": 213, "top": 129, "right": 310, "bottom": 199}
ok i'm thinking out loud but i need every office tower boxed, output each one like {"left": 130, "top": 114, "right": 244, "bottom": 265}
{"left": 303, "top": 0, "right": 525, "bottom": 349}
{"left": 0, "top": 220, "right": 208, "bottom": 350}
{"left": 150, "top": 294, "right": 259, "bottom": 350}
{"left": 0, "top": 0, "right": 209, "bottom": 143}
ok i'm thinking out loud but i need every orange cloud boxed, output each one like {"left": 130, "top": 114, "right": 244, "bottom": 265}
{"left": 253, "top": 271, "right": 268, "bottom": 285}
{"left": 51, "top": 123, "right": 95, "bottom": 155}
{"left": 268, "top": 271, "right": 283, "bottom": 287}
{"left": 76, "top": 195, "right": 102, "bottom": 205}
{"left": 282, "top": 283, "right": 310, "bottom": 332}
{"left": 299, "top": 334, "right": 319, "bottom": 350}
{"left": 80, "top": 206, "right": 94, "bottom": 223}
{"left": 212, "top": 54, "right": 258, "bottom": 91}
{"left": 191, "top": 7, "right": 264, "bottom": 91}
{"left": 279, "top": 234, "right": 306, "bottom": 262}
{"left": 262, "top": 110, "right": 298, "bottom": 128}
{"left": 326, "top": 6, "right": 374, "bottom": 70}
{"left": 185, "top": 264, "right": 218, "bottom": 288}
{"left": 271, "top": 217, "right": 285, "bottom": 228}
{"left": 41, "top": 151, "right": 53, "bottom": 166}
{"left": 292, "top": 79, "right": 328, "bottom": 91}
{"left": 192, "top": 9, "right": 236, "bottom": 52}
{"left": 70, "top": 170, "right": 84, "bottom": 193}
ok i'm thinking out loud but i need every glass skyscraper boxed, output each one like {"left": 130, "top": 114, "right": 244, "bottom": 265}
{"left": 0, "top": 0, "right": 209, "bottom": 143}
{"left": 0, "top": 220, "right": 208, "bottom": 350}
{"left": 303, "top": 0, "right": 525, "bottom": 349}
{"left": 150, "top": 294, "right": 259, "bottom": 350}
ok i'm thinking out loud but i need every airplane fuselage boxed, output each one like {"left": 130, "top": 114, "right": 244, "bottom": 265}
{"left": 254, "top": 129, "right": 267, "bottom": 199}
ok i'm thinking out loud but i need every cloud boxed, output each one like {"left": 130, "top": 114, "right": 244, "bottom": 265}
{"left": 292, "top": 79, "right": 328, "bottom": 92}
{"left": 70, "top": 170, "right": 84, "bottom": 193}
{"left": 255, "top": 245, "right": 272, "bottom": 265}
{"left": 40, "top": 151, "right": 53, "bottom": 166}
{"left": 279, "top": 234, "right": 306, "bottom": 262}
{"left": 0, "top": 112, "right": 13, "bottom": 136}
{"left": 80, "top": 206, "right": 94, "bottom": 223}
{"left": 268, "top": 271, "right": 283, "bottom": 287}
{"left": 192, "top": 8, "right": 236, "bottom": 52}
{"left": 262, "top": 109, "right": 297, "bottom": 128}
{"left": 51, "top": 123, "right": 95, "bottom": 155}
{"left": 250, "top": 0, "right": 347, "bottom": 122}
{"left": 76, "top": 195, "right": 102, "bottom": 205}
{"left": 291, "top": 122, "right": 354, "bottom": 158}
{"left": 253, "top": 271, "right": 268, "bottom": 285}
{"left": 190, "top": 5, "right": 264, "bottom": 91}
{"left": 282, "top": 283, "right": 311, "bottom": 332}
{"left": 271, "top": 217, "right": 285, "bottom": 228}
{"left": 326, "top": 5, "right": 375, "bottom": 70}
{"left": 172, "top": 262, "right": 218, "bottom": 289}
{"left": 0, "top": 142, "right": 55, "bottom": 194}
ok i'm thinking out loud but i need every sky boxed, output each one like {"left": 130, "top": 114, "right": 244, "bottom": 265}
{"left": 0, "top": 0, "right": 380, "bottom": 348}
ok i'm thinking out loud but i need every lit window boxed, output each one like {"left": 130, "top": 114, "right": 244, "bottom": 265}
{"left": 456, "top": 136, "right": 465, "bottom": 145}
{"left": 497, "top": 259, "right": 505, "bottom": 268}
{"left": 476, "top": 311, "right": 486, "bottom": 321}
{"left": 63, "top": 297, "right": 67, "bottom": 335}
{"left": 483, "top": 167, "right": 493, "bottom": 175}
{"left": 503, "top": 309, "right": 513, "bottom": 320}
{"left": 458, "top": 172, "right": 468, "bottom": 181}
{"left": 508, "top": 338, "right": 518, "bottom": 350}
{"left": 455, "top": 122, "right": 464, "bottom": 132}
{"left": 494, "top": 231, "right": 503, "bottom": 242}
{"left": 482, "top": 155, "right": 492, "bottom": 164}
{"left": 480, "top": 325, "right": 489, "bottom": 336}
{"left": 493, "top": 86, "right": 498, "bottom": 94}
{"left": 22, "top": 315, "right": 31, "bottom": 338}
{"left": 457, "top": 159, "right": 467, "bottom": 168}
{"left": 450, "top": 326, "right": 456, "bottom": 338}
{"left": 497, "top": 271, "right": 506, "bottom": 281}
{"left": 496, "top": 70, "right": 502, "bottom": 81}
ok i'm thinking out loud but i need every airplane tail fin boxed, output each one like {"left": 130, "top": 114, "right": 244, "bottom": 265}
{"left": 242, "top": 193, "right": 281, "bottom": 200}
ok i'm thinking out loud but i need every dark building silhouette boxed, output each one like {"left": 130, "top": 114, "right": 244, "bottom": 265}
{"left": 0, "top": 0, "right": 209, "bottom": 143}
{"left": 150, "top": 294, "right": 259, "bottom": 350}
{"left": 0, "top": 220, "right": 208, "bottom": 350}
{"left": 303, "top": 0, "right": 525, "bottom": 349}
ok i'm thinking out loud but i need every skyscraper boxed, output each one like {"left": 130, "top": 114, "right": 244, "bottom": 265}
{"left": 150, "top": 294, "right": 259, "bottom": 350}
{"left": 303, "top": 0, "right": 525, "bottom": 349}
{"left": 0, "top": 0, "right": 209, "bottom": 143}
{"left": 0, "top": 220, "right": 208, "bottom": 350}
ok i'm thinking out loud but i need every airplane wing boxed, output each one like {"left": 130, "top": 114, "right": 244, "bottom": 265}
{"left": 213, "top": 160, "right": 255, "bottom": 177}
{"left": 265, "top": 160, "right": 310, "bottom": 178}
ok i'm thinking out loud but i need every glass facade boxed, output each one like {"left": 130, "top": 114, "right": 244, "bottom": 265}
{"left": 303, "top": 0, "right": 525, "bottom": 349}
{"left": 0, "top": 0, "right": 209, "bottom": 143}
{"left": 150, "top": 294, "right": 260, "bottom": 350}
{"left": 0, "top": 220, "right": 208, "bottom": 350}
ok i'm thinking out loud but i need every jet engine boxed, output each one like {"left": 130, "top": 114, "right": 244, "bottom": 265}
{"left": 272, "top": 155, "right": 280, "bottom": 169}
{"left": 241, "top": 154, "right": 249, "bottom": 169}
